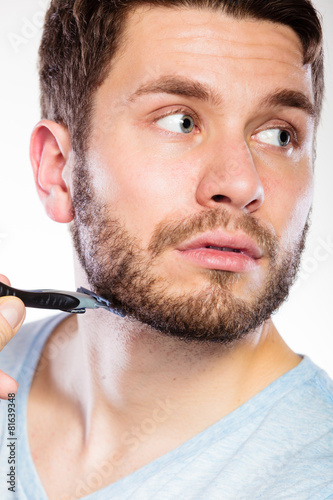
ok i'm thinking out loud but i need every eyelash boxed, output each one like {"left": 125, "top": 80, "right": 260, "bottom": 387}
{"left": 257, "top": 124, "right": 299, "bottom": 147}
{"left": 154, "top": 107, "right": 201, "bottom": 132}
{"left": 153, "top": 107, "right": 299, "bottom": 147}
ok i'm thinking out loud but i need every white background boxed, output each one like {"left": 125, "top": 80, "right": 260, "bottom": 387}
{"left": 0, "top": 1, "right": 332, "bottom": 377}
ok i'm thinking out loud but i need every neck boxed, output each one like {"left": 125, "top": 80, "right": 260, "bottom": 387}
{"left": 42, "top": 300, "right": 301, "bottom": 447}
{"left": 33, "top": 263, "right": 302, "bottom": 461}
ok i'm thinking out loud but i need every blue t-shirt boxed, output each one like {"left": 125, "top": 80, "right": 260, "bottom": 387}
{"left": 0, "top": 313, "right": 332, "bottom": 500}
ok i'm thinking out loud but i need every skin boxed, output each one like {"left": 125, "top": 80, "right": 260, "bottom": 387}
{"left": 0, "top": 275, "right": 26, "bottom": 399}
{"left": 1, "top": 6, "right": 316, "bottom": 499}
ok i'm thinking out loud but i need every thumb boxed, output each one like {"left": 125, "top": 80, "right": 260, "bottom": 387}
{"left": 0, "top": 297, "right": 26, "bottom": 350}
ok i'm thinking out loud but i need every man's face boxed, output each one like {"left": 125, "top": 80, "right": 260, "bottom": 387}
{"left": 70, "top": 6, "right": 315, "bottom": 344}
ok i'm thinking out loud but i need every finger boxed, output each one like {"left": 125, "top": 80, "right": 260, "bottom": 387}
{"left": 0, "top": 274, "right": 11, "bottom": 287}
{"left": 0, "top": 297, "right": 26, "bottom": 350}
{"left": 0, "top": 369, "right": 18, "bottom": 400}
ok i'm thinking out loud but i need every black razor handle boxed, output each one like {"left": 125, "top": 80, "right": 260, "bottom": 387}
{"left": 0, "top": 282, "right": 80, "bottom": 311}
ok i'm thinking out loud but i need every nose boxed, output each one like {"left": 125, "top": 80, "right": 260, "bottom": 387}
{"left": 195, "top": 137, "right": 264, "bottom": 212}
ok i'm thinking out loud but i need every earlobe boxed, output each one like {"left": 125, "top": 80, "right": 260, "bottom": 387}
{"left": 30, "top": 120, "right": 74, "bottom": 223}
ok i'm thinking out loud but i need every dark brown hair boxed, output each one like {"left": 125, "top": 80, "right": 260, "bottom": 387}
{"left": 39, "top": 0, "right": 324, "bottom": 155}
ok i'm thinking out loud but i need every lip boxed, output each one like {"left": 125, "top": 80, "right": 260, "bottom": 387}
{"left": 175, "top": 230, "right": 262, "bottom": 273}
{"left": 176, "top": 230, "right": 263, "bottom": 260}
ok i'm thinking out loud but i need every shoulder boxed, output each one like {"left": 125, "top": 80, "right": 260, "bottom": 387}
{"left": 262, "top": 355, "right": 333, "bottom": 451}
{"left": 234, "top": 356, "right": 333, "bottom": 498}
{"left": 267, "top": 357, "right": 333, "bottom": 494}
{"left": 0, "top": 313, "right": 67, "bottom": 380}
{"left": 248, "top": 355, "right": 333, "bottom": 470}
{"left": 273, "top": 355, "right": 333, "bottom": 420}
{"left": 289, "top": 355, "right": 333, "bottom": 417}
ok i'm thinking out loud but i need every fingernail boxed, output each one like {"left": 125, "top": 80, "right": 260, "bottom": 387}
{"left": 0, "top": 300, "right": 25, "bottom": 329}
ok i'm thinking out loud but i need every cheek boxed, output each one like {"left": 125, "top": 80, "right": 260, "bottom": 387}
{"left": 90, "top": 142, "right": 194, "bottom": 244}
{"left": 261, "top": 168, "right": 313, "bottom": 250}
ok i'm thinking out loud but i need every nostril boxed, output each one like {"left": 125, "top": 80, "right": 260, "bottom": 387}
{"left": 212, "top": 195, "right": 229, "bottom": 202}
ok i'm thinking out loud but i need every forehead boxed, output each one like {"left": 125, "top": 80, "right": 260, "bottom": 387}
{"left": 98, "top": 5, "right": 313, "bottom": 110}
{"left": 121, "top": 5, "right": 304, "bottom": 62}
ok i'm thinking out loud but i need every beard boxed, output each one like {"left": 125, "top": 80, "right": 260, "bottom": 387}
{"left": 70, "top": 156, "right": 310, "bottom": 347}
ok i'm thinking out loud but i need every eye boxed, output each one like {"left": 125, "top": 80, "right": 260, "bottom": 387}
{"left": 256, "top": 128, "right": 291, "bottom": 147}
{"left": 155, "top": 112, "right": 195, "bottom": 134}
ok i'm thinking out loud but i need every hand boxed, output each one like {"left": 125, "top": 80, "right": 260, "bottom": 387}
{"left": 0, "top": 274, "right": 26, "bottom": 399}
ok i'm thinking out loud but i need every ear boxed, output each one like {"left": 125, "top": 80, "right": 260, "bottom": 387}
{"left": 30, "top": 120, "right": 74, "bottom": 223}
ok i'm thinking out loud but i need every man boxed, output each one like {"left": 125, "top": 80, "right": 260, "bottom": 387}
{"left": 0, "top": 0, "right": 332, "bottom": 498}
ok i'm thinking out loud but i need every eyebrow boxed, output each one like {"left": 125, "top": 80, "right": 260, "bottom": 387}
{"left": 127, "top": 75, "right": 223, "bottom": 107}
{"left": 259, "top": 89, "right": 316, "bottom": 118}
{"left": 126, "top": 75, "right": 316, "bottom": 118}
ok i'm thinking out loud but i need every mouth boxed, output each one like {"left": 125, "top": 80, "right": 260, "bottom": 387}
{"left": 205, "top": 246, "right": 246, "bottom": 254}
{"left": 175, "top": 231, "right": 262, "bottom": 272}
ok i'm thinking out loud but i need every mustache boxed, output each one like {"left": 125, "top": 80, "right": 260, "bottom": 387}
{"left": 148, "top": 207, "right": 279, "bottom": 261}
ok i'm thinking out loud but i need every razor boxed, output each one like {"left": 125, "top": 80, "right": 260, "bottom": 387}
{"left": 0, "top": 281, "right": 126, "bottom": 317}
